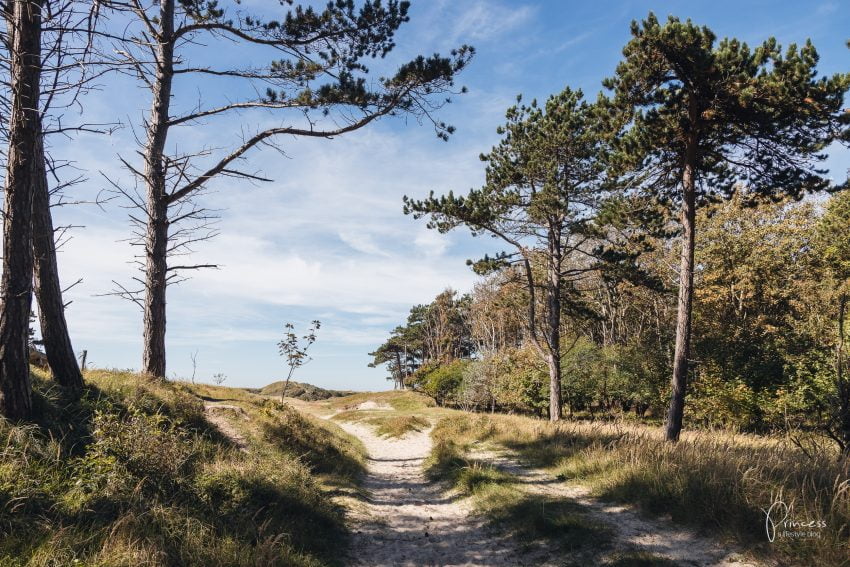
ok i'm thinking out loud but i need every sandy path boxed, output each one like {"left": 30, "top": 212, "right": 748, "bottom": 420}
{"left": 470, "top": 448, "right": 763, "bottom": 567}
{"left": 204, "top": 403, "right": 249, "bottom": 452}
{"left": 335, "top": 421, "right": 542, "bottom": 567}
{"left": 336, "top": 415, "right": 765, "bottom": 567}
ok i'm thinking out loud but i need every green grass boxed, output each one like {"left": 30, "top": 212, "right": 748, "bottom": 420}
{"left": 0, "top": 368, "right": 366, "bottom": 566}
{"left": 427, "top": 412, "right": 850, "bottom": 567}
{"left": 324, "top": 390, "right": 436, "bottom": 412}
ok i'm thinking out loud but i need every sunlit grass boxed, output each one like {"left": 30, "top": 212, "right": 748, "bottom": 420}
{"left": 427, "top": 411, "right": 850, "bottom": 567}
{"left": 424, "top": 418, "right": 613, "bottom": 557}
{"left": 0, "top": 368, "right": 366, "bottom": 566}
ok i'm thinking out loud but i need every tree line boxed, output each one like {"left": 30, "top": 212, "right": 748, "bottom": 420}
{"left": 372, "top": 14, "right": 850, "bottom": 447}
{"left": 0, "top": 0, "right": 473, "bottom": 420}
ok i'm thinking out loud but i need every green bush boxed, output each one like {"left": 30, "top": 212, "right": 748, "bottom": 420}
{"left": 418, "top": 359, "right": 472, "bottom": 406}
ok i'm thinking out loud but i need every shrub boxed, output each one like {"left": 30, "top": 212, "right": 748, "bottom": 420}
{"left": 419, "top": 359, "right": 472, "bottom": 406}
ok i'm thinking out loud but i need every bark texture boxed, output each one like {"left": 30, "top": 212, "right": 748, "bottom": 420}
{"left": 141, "top": 0, "right": 174, "bottom": 378}
{"left": 665, "top": 105, "right": 698, "bottom": 441}
{"left": 546, "top": 225, "right": 563, "bottom": 422}
{"left": 0, "top": 0, "right": 43, "bottom": 419}
{"left": 32, "top": 131, "right": 83, "bottom": 392}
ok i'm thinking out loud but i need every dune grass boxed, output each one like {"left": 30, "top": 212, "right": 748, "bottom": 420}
{"left": 424, "top": 418, "right": 615, "bottom": 560}
{"left": 368, "top": 415, "right": 430, "bottom": 438}
{"left": 427, "top": 412, "right": 850, "bottom": 567}
{"left": 324, "top": 390, "right": 436, "bottom": 412}
{"left": 0, "top": 368, "right": 366, "bottom": 566}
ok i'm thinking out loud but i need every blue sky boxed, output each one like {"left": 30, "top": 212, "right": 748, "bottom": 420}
{"left": 45, "top": 0, "right": 850, "bottom": 391}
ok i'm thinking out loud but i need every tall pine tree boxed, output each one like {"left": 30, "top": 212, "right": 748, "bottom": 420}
{"left": 108, "top": 0, "right": 472, "bottom": 379}
{"left": 604, "top": 14, "right": 850, "bottom": 440}
{"left": 405, "top": 88, "right": 618, "bottom": 422}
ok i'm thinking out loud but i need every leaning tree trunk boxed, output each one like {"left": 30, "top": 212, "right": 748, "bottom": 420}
{"left": 0, "top": 0, "right": 44, "bottom": 419}
{"left": 140, "top": 0, "right": 174, "bottom": 378}
{"left": 280, "top": 368, "right": 295, "bottom": 401}
{"left": 32, "top": 130, "right": 83, "bottom": 392}
{"left": 546, "top": 224, "right": 563, "bottom": 422}
{"left": 665, "top": 112, "right": 698, "bottom": 442}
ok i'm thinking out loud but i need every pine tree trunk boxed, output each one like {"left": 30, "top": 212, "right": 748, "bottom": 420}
{"left": 140, "top": 0, "right": 174, "bottom": 378}
{"left": 836, "top": 292, "right": 849, "bottom": 455}
{"left": 394, "top": 350, "right": 402, "bottom": 390}
{"left": 666, "top": 110, "right": 698, "bottom": 442}
{"left": 546, "top": 225, "right": 563, "bottom": 422}
{"left": 0, "top": 0, "right": 44, "bottom": 420}
{"left": 142, "top": 198, "right": 168, "bottom": 378}
{"left": 32, "top": 130, "right": 83, "bottom": 392}
{"left": 546, "top": 354, "right": 562, "bottom": 421}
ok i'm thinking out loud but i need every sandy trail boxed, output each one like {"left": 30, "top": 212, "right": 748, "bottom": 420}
{"left": 204, "top": 403, "right": 250, "bottom": 452}
{"left": 335, "top": 420, "right": 540, "bottom": 567}
{"left": 470, "top": 449, "right": 761, "bottom": 567}
{"left": 336, "top": 416, "right": 764, "bottom": 567}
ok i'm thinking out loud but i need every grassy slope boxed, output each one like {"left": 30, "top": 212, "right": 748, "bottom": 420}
{"left": 256, "top": 381, "right": 354, "bottom": 401}
{"left": 320, "top": 390, "right": 440, "bottom": 438}
{"left": 0, "top": 369, "right": 366, "bottom": 566}
{"left": 426, "top": 412, "right": 850, "bottom": 567}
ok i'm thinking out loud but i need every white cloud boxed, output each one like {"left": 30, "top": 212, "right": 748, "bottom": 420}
{"left": 338, "top": 230, "right": 391, "bottom": 257}
{"left": 188, "top": 232, "right": 476, "bottom": 312}
{"left": 451, "top": 2, "right": 536, "bottom": 43}
{"left": 414, "top": 226, "right": 451, "bottom": 258}
{"left": 425, "top": 0, "right": 537, "bottom": 49}
{"left": 10, "top": 0, "right": 535, "bottom": 389}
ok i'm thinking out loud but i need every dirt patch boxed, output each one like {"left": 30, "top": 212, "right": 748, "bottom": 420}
{"left": 354, "top": 401, "right": 392, "bottom": 411}
{"left": 204, "top": 403, "right": 249, "bottom": 452}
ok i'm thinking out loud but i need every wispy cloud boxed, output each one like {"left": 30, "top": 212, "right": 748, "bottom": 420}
{"left": 338, "top": 230, "right": 392, "bottom": 257}
{"left": 448, "top": 1, "right": 537, "bottom": 45}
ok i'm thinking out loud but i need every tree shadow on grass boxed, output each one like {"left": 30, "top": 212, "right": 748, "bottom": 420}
{"left": 1, "top": 373, "right": 352, "bottom": 566}
{"left": 260, "top": 408, "right": 366, "bottom": 481}
{"left": 489, "top": 494, "right": 615, "bottom": 554}
{"left": 498, "top": 429, "right": 625, "bottom": 468}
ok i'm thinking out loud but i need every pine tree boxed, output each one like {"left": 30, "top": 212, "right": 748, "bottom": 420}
{"left": 604, "top": 13, "right": 850, "bottom": 440}
{"left": 106, "top": 0, "right": 472, "bottom": 378}
{"left": 0, "top": 0, "right": 43, "bottom": 419}
{"left": 405, "top": 88, "right": 620, "bottom": 422}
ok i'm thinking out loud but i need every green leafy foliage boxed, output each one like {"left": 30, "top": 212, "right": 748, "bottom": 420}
{"left": 414, "top": 358, "right": 472, "bottom": 406}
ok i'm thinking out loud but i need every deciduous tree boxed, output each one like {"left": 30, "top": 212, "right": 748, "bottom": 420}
{"left": 278, "top": 320, "right": 320, "bottom": 401}
{"left": 815, "top": 191, "right": 850, "bottom": 454}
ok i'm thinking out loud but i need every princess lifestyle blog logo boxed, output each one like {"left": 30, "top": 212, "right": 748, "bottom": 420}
{"left": 763, "top": 497, "right": 827, "bottom": 542}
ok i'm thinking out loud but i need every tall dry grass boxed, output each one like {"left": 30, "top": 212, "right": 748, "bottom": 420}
{"left": 430, "top": 412, "right": 850, "bottom": 566}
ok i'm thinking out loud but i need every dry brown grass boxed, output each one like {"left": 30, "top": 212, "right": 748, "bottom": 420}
{"left": 429, "top": 412, "right": 850, "bottom": 567}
